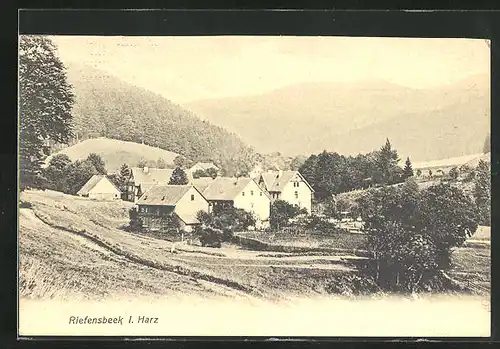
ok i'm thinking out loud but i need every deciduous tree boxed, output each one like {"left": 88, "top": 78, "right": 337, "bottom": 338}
{"left": 86, "top": 153, "right": 106, "bottom": 174}
{"left": 19, "top": 35, "right": 74, "bottom": 190}
{"left": 357, "top": 180, "right": 478, "bottom": 291}
{"left": 270, "top": 200, "right": 307, "bottom": 230}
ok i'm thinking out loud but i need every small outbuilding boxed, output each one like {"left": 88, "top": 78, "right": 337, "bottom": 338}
{"left": 77, "top": 175, "right": 121, "bottom": 201}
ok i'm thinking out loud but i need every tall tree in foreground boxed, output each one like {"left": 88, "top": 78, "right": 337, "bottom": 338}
{"left": 168, "top": 167, "right": 189, "bottom": 185}
{"left": 19, "top": 35, "right": 74, "bottom": 190}
{"left": 403, "top": 157, "right": 414, "bottom": 179}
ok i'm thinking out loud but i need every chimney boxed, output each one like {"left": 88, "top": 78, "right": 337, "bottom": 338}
{"left": 143, "top": 166, "right": 149, "bottom": 173}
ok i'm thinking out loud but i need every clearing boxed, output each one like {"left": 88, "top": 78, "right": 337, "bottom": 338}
{"left": 44, "top": 138, "right": 181, "bottom": 173}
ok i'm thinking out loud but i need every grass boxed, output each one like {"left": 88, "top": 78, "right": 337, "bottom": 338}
{"left": 449, "top": 246, "right": 490, "bottom": 295}
{"left": 19, "top": 206, "right": 229, "bottom": 301}
{"left": 19, "top": 189, "right": 490, "bottom": 301}
{"left": 236, "top": 229, "right": 368, "bottom": 251}
{"left": 20, "top": 190, "right": 370, "bottom": 301}
{"left": 44, "top": 138, "right": 181, "bottom": 172}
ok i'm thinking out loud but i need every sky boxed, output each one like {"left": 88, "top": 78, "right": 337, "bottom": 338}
{"left": 50, "top": 35, "right": 490, "bottom": 104}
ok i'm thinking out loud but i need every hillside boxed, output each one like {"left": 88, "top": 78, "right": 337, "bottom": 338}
{"left": 185, "top": 74, "right": 490, "bottom": 161}
{"left": 45, "top": 138, "right": 181, "bottom": 173}
{"left": 63, "top": 62, "right": 254, "bottom": 170}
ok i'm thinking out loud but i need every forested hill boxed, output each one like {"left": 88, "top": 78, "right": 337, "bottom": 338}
{"left": 64, "top": 62, "right": 255, "bottom": 173}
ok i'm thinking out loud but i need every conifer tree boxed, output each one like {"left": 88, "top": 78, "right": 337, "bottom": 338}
{"left": 169, "top": 167, "right": 189, "bottom": 185}
{"left": 403, "top": 157, "right": 414, "bottom": 179}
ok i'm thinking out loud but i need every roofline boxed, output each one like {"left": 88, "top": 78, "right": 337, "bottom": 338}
{"left": 174, "top": 212, "right": 201, "bottom": 225}
{"left": 294, "top": 171, "right": 315, "bottom": 193}
{"left": 78, "top": 174, "right": 120, "bottom": 195}
{"left": 249, "top": 177, "right": 272, "bottom": 200}
{"left": 137, "top": 202, "right": 176, "bottom": 207}
{"left": 137, "top": 184, "right": 195, "bottom": 206}
{"left": 259, "top": 171, "right": 315, "bottom": 193}
{"left": 105, "top": 175, "right": 122, "bottom": 193}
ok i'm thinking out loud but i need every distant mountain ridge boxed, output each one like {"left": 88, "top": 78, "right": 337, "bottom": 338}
{"left": 185, "top": 74, "right": 490, "bottom": 162}
{"left": 63, "top": 62, "right": 255, "bottom": 172}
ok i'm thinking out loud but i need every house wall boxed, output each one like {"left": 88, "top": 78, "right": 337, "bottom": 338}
{"left": 279, "top": 174, "right": 312, "bottom": 214}
{"left": 87, "top": 178, "right": 121, "bottom": 201}
{"left": 174, "top": 187, "right": 210, "bottom": 221}
{"left": 138, "top": 205, "right": 175, "bottom": 231}
{"left": 233, "top": 180, "right": 271, "bottom": 221}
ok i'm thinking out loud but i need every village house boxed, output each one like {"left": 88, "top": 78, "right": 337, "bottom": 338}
{"left": 77, "top": 175, "right": 121, "bottom": 201}
{"left": 257, "top": 170, "right": 314, "bottom": 214}
{"left": 126, "top": 167, "right": 174, "bottom": 202}
{"left": 188, "top": 162, "right": 220, "bottom": 177}
{"left": 135, "top": 184, "right": 209, "bottom": 233}
{"left": 192, "top": 176, "right": 271, "bottom": 225}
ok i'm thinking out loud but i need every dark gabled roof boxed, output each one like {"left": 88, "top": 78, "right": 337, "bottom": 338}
{"left": 136, "top": 184, "right": 192, "bottom": 206}
{"left": 130, "top": 167, "right": 174, "bottom": 186}
{"left": 190, "top": 177, "right": 217, "bottom": 193}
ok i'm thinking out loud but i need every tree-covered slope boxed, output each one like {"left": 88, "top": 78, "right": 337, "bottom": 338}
{"left": 64, "top": 62, "right": 255, "bottom": 172}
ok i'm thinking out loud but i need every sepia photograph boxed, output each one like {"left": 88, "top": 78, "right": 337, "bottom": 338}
{"left": 18, "top": 34, "right": 491, "bottom": 337}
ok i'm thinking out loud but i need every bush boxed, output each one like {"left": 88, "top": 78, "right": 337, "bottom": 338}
{"left": 128, "top": 207, "right": 143, "bottom": 231}
{"left": 297, "top": 214, "right": 338, "bottom": 233}
{"left": 357, "top": 180, "right": 479, "bottom": 292}
{"left": 19, "top": 200, "right": 33, "bottom": 209}
{"left": 270, "top": 200, "right": 308, "bottom": 230}
{"left": 194, "top": 226, "right": 223, "bottom": 248}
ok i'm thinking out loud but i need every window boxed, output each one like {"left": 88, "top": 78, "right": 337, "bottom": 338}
{"left": 242, "top": 192, "right": 245, "bottom": 196}
{"left": 251, "top": 190, "right": 254, "bottom": 196}
{"left": 294, "top": 191, "right": 299, "bottom": 199}
{"left": 191, "top": 194, "right": 195, "bottom": 201}
{"left": 260, "top": 192, "right": 262, "bottom": 196}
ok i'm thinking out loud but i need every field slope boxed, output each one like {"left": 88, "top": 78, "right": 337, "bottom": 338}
{"left": 19, "top": 190, "right": 377, "bottom": 302}
{"left": 45, "top": 138, "right": 181, "bottom": 173}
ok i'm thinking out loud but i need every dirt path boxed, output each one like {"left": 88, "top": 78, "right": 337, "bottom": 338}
{"left": 20, "top": 208, "right": 264, "bottom": 302}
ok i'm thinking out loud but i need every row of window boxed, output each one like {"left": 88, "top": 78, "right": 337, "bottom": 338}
{"left": 241, "top": 190, "right": 263, "bottom": 197}
{"left": 271, "top": 192, "right": 299, "bottom": 199}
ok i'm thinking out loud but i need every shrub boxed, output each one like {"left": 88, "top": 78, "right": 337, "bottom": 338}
{"left": 194, "top": 225, "right": 223, "bottom": 248}
{"left": 128, "top": 207, "right": 143, "bottom": 231}
{"left": 297, "top": 214, "right": 338, "bottom": 233}
{"left": 19, "top": 200, "right": 33, "bottom": 209}
{"left": 270, "top": 200, "right": 308, "bottom": 230}
{"left": 357, "top": 180, "right": 479, "bottom": 292}
{"left": 448, "top": 166, "right": 459, "bottom": 180}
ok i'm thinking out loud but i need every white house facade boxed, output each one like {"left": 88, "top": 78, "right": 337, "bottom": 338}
{"left": 258, "top": 170, "right": 313, "bottom": 214}
{"left": 77, "top": 175, "right": 121, "bottom": 201}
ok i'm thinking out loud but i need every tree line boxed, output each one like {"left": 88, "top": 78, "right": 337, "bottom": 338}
{"left": 18, "top": 35, "right": 257, "bottom": 189}
{"left": 299, "top": 138, "right": 413, "bottom": 201}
